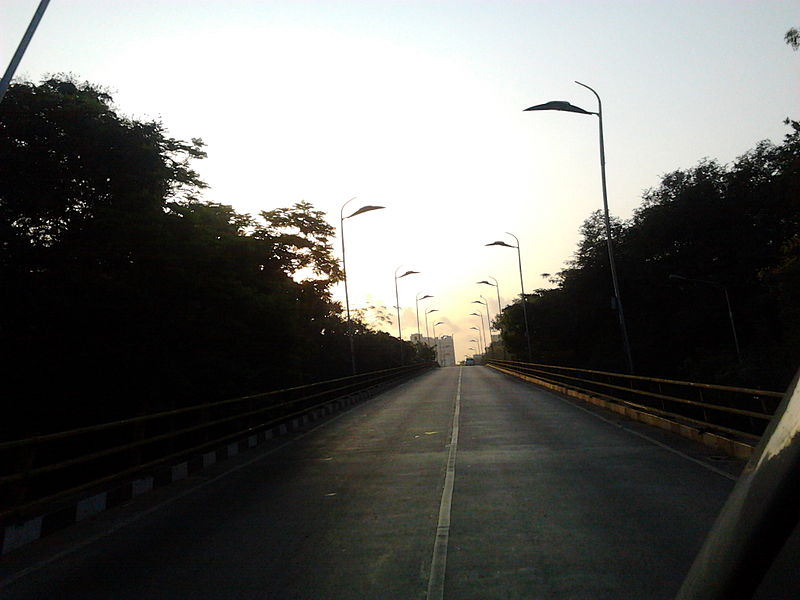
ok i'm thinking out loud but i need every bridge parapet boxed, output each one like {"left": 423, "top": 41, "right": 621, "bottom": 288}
{"left": 0, "top": 362, "right": 435, "bottom": 553}
{"left": 487, "top": 359, "right": 783, "bottom": 459}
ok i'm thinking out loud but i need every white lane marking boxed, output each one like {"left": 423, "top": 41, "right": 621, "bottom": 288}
{"left": 427, "top": 367, "right": 462, "bottom": 600}
{"left": 0, "top": 374, "right": 429, "bottom": 588}
{"left": 541, "top": 385, "right": 739, "bottom": 482}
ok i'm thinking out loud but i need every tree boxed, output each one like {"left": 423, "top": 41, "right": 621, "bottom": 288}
{"left": 1, "top": 77, "right": 416, "bottom": 437}
{"left": 786, "top": 27, "right": 799, "bottom": 50}
{"left": 494, "top": 121, "right": 800, "bottom": 388}
{"left": 254, "top": 201, "right": 343, "bottom": 284}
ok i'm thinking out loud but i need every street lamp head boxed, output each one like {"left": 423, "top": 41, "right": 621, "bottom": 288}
{"left": 426, "top": 308, "right": 438, "bottom": 314}
{"left": 471, "top": 300, "right": 485, "bottom": 305}
{"left": 434, "top": 321, "right": 444, "bottom": 326}
{"left": 523, "top": 100, "right": 594, "bottom": 115}
{"left": 346, "top": 205, "right": 385, "bottom": 219}
{"left": 470, "top": 326, "right": 479, "bottom": 331}
{"left": 469, "top": 312, "right": 481, "bottom": 317}
{"left": 486, "top": 240, "right": 516, "bottom": 248}
{"left": 397, "top": 270, "right": 419, "bottom": 279}
{"left": 417, "top": 293, "right": 433, "bottom": 300}
{"left": 477, "top": 280, "right": 496, "bottom": 286}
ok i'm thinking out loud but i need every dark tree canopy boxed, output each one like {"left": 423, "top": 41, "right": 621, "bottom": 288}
{"left": 0, "top": 78, "right": 423, "bottom": 438}
{"left": 786, "top": 27, "right": 799, "bottom": 51}
{"left": 494, "top": 121, "right": 800, "bottom": 390}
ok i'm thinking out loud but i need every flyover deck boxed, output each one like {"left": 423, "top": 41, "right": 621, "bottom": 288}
{"left": 1, "top": 367, "right": 741, "bottom": 599}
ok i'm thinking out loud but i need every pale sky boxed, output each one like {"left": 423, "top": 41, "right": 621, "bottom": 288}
{"left": 4, "top": 0, "right": 798, "bottom": 361}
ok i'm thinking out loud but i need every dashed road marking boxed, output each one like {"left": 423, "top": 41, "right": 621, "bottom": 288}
{"left": 427, "top": 367, "right": 462, "bottom": 600}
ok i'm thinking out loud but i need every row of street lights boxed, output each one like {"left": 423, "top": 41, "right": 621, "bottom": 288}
{"left": 339, "top": 200, "right": 453, "bottom": 369}
{"left": 342, "top": 81, "right": 634, "bottom": 372}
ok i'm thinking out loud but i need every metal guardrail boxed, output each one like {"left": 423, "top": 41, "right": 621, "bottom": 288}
{"left": 486, "top": 360, "right": 783, "bottom": 442}
{"left": 0, "top": 363, "right": 434, "bottom": 521}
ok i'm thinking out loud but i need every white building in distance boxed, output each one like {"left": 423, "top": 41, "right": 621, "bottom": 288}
{"left": 409, "top": 333, "right": 456, "bottom": 367}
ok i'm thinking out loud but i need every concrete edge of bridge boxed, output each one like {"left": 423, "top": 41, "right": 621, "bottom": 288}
{"left": 487, "top": 365, "right": 755, "bottom": 461}
{"left": 1, "top": 369, "right": 434, "bottom": 557}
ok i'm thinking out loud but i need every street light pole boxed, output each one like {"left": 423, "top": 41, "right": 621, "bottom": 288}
{"left": 669, "top": 275, "right": 742, "bottom": 362}
{"left": 524, "top": 82, "right": 634, "bottom": 373}
{"left": 480, "top": 295, "right": 493, "bottom": 355}
{"left": 470, "top": 325, "right": 484, "bottom": 356}
{"left": 341, "top": 198, "right": 385, "bottom": 375}
{"left": 394, "top": 266, "right": 419, "bottom": 363}
{"left": 415, "top": 293, "right": 433, "bottom": 339}
{"left": 432, "top": 320, "right": 444, "bottom": 363}
{"left": 425, "top": 308, "right": 438, "bottom": 346}
{"left": 0, "top": 0, "right": 51, "bottom": 105}
{"left": 478, "top": 277, "right": 503, "bottom": 323}
{"left": 478, "top": 276, "right": 506, "bottom": 359}
{"left": 471, "top": 305, "right": 490, "bottom": 356}
{"left": 486, "top": 233, "right": 533, "bottom": 362}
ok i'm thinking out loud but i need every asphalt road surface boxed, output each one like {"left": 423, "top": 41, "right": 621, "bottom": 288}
{"left": 1, "top": 366, "right": 741, "bottom": 599}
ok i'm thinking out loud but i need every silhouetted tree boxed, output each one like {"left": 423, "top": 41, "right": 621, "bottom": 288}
{"left": 0, "top": 78, "right": 412, "bottom": 438}
{"left": 786, "top": 27, "right": 799, "bottom": 50}
{"left": 496, "top": 121, "right": 800, "bottom": 389}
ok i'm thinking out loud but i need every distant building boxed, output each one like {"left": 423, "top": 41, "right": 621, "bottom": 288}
{"left": 409, "top": 333, "right": 456, "bottom": 367}
{"left": 435, "top": 335, "right": 456, "bottom": 367}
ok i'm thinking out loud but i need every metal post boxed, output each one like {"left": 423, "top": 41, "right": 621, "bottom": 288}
{"left": 425, "top": 308, "right": 437, "bottom": 347}
{"left": 486, "top": 276, "right": 506, "bottom": 359}
{"left": 415, "top": 293, "right": 432, "bottom": 341}
{"left": 415, "top": 295, "right": 422, "bottom": 339}
{"left": 393, "top": 267, "right": 419, "bottom": 364}
{"left": 394, "top": 268, "right": 403, "bottom": 363}
{"left": 340, "top": 199, "right": 384, "bottom": 374}
{"left": 425, "top": 311, "right": 430, "bottom": 342}
{"left": 480, "top": 295, "right": 492, "bottom": 357}
{"left": 722, "top": 287, "right": 742, "bottom": 362}
{"left": 341, "top": 198, "right": 357, "bottom": 375}
{"left": 576, "top": 81, "right": 635, "bottom": 374}
{"left": 0, "top": 0, "right": 51, "bottom": 105}
{"left": 471, "top": 324, "right": 484, "bottom": 357}
{"left": 508, "top": 232, "right": 533, "bottom": 362}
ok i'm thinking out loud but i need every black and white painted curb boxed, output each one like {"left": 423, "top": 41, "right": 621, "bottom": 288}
{"left": 1, "top": 375, "right": 423, "bottom": 556}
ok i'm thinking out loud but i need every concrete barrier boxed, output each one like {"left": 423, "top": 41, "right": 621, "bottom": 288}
{"left": 489, "top": 364, "right": 754, "bottom": 460}
{"left": 1, "top": 367, "right": 434, "bottom": 555}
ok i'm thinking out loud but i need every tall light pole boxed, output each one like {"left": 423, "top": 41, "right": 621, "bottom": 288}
{"left": 480, "top": 295, "right": 492, "bottom": 328}
{"left": 470, "top": 308, "right": 489, "bottom": 355}
{"left": 432, "top": 321, "right": 445, "bottom": 363}
{"left": 486, "top": 232, "right": 533, "bottom": 362}
{"left": 478, "top": 276, "right": 503, "bottom": 318}
{"left": 473, "top": 298, "right": 493, "bottom": 357}
{"left": 669, "top": 274, "right": 742, "bottom": 362}
{"left": 0, "top": 0, "right": 50, "bottom": 105}
{"left": 394, "top": 266, "right": 419, "bottom": 362}
{"left": 425, "top": 308, "right": 438, "bottom": 345}
{"left": 470, "top": 325, "right": 484, "bottom": 356}
{"left": 478, "top": 277, "right": 506, "bottom": 359}
{"left": 340, "top": 198, "right": 385, "bottom": 374}
{"left": 416, "top": 293, "right": 433, "bottom": 339}
{"left": 524, "top": 81, "right": 634, "bottom": 373}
